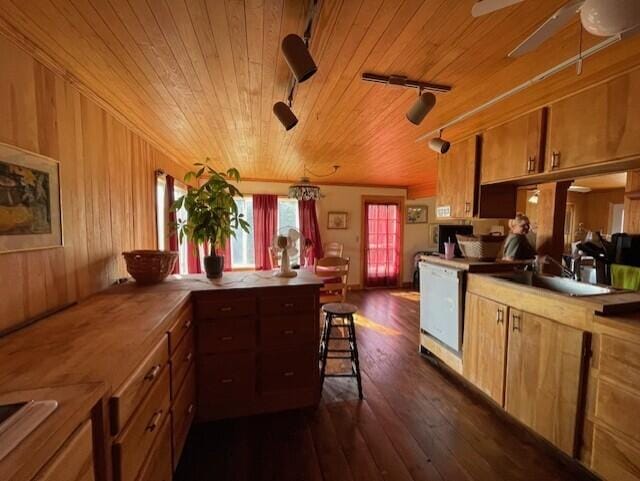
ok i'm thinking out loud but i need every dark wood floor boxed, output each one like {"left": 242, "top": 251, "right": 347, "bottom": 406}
{"left": 175, "top": 289, "right": 595, "bottom": 481}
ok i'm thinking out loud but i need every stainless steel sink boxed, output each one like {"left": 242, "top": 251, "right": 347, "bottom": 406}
{"left": 497, "top": 271, "right": 624, "bottom": 297}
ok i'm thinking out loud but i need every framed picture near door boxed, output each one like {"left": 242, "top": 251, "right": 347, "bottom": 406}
{"left": 327, "top": 211, "right": 348, "bottom": 229}
{"left": 0, "top": 142, "right": 62, "bottom": 253}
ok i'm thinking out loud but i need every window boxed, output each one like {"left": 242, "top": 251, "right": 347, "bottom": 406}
{"left": 230, "top": 196, "right": 300, "bottom": 269}
{"left": 231, "top": 197, "right": 255, "bottom": 268}
{"left": 174, "top": 184, "right": 189, "bottom": 274}
{"left": 155, "top": 175, "right": 190, "bottom": 275}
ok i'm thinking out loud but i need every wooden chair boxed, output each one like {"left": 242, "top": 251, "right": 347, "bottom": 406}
{"left": 268, "top": 246, "right": 280, "bottom": 269}
{"left": 315, "top": 256, "right": 350, "bottom": 304}
{"left": 323, "top": 242, "right": 344, "bottom": 258}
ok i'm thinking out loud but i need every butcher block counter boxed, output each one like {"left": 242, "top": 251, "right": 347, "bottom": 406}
{"left": 0, "top": 271, "right": 322, "bottom": 481}
{"left": 419, "top": 254, "right": 531, "bottom": 272}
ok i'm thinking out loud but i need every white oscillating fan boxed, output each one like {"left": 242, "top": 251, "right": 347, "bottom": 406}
{"left": 271, "top": 227, "right": 302, "bottom": 278}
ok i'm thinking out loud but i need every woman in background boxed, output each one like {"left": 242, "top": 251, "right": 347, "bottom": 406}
{"left": 503, "top": 213, "right": 537, "bottom": 261}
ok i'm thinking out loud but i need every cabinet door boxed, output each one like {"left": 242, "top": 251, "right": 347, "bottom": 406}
{"left": 504, "top": 310, "right": 586, "bottom": 456}
{"left": 546, "top": 70, "right": 640, "bottom": 172}
{"left": 437, "top": 136, "right": 478, "bottom": 219}
{"left": 462, "top": 293, "right": 509, "bottom": 405}
{"left": 35, "top": 420, "right": 95, "bottom": 481}
{"left": 481, "top": 109, "right": 547, "bottom": 183}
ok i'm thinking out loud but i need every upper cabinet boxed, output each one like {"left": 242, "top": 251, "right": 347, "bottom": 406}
{"left": 481, "top": 108, "right": 547, "bottom": 184}
{"left": 436, "top": 136, "right": 478, "bottom": 219}
{"left": 546, "top": 70, "right": 640, "bottom": 172}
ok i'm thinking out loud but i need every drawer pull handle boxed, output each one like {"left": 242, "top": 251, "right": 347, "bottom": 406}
{"left": 221, "top": 336, "right": 233, "bottom": 342}
{"left": 220, "top": 307, "right": 233, "bottom": 312}
{"left": 187, "top": 404, "right": 194, "bottom": 415}
{"left": 284, "top": 303, "right": 294, "bottom": 308}
{"left": 146, "top": 410, "right": 163, "bottom": 432}
{"left": 185, "top": 352, "right": 193, "bottom": 363}
{"left": 144, "top": 365, "right": 161, "bottom": 381}
{"left": 283, "top": 371, "right": 295, "bottom": 377}
{"left": 283, "top": 329, "right": 295, "bottom": 335}
{"left": 183, "top": 319, "right": 192, "bottom": 329}
{"left": 221, "top": 378, "right": 234, "bottom": 384}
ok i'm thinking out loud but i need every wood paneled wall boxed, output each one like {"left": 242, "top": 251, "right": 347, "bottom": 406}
{"left": 625, "top": 171, "right": 640, "bottom": 234}
{"left": 0, "top": 35, "right": 187, "bottom": 333}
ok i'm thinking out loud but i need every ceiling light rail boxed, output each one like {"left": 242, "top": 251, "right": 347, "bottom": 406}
{"left": 361, "top": 73, "right": 452, "bottom": 93}
{"left": 415, "top": 33, "right": 623, "bottom": 143}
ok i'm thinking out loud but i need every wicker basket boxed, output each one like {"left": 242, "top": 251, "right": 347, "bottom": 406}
{"left": 456, "top": 234, "right": 506, "bottom": 261}
{"left": 123, "top": 250, "right": 178, "bottom": 284}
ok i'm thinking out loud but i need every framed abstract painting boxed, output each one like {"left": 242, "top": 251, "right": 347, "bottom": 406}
{"left": 0, "top": 142, "right": 62, "bottom": 253}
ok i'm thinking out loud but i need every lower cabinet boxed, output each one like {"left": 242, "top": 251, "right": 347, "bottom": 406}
{"left": 463, "top": 293, "right": 588, "bottom": 456}
{"left": 504, "top": 309, "right": 586, "bottom": 456}
{"left": 136, "top": 416, "right": 173, "bottom": 481}
{"left": 462, "top": 294, "right": 509, "bottom": 405}
{"left": 34, "top": 420, "right": 95, "bottom": 481}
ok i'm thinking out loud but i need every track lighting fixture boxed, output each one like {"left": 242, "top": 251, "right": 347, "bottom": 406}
{"left": 360, "top": 73, "right": 451, "bottom": 125}
{"left": 273, "top": 101, "right": 298, "bottom": 131}
{"left": 407, "top": 90, "right": 437, "bottom": 126}
{"left": 282, "top": 34, "right": 317, "bottom": 83}
{"left": 429, "top": 137, "right": 451, "bottom": 154}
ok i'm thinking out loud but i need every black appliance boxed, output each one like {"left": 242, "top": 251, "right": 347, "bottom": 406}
{"left": 612, "top": 233, "right": 640, "bottom": 267}
{"left": 438, "top": 224, "right": 474, "bottom": 258}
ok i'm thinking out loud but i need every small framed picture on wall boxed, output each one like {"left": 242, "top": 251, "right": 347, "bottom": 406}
{"left": 407, "top": 205, "right": 428, "bottom": 224}
{"left": 327, "top": 211, "right": 348, "bottom": 229}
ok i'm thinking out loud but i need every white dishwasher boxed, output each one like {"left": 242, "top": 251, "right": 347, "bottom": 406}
{"left": 419, "top": 261, "right": 465, "bottom": 353}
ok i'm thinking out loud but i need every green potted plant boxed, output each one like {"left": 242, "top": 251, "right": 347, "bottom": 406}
{"left": 172, "top": 161, "right": 250, "bottom": 279}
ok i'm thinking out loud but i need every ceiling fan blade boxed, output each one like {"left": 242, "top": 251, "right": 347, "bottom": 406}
{"left": 508, "top": 0, "right": 585, "bottom": 58}
{"left": 471, "top": 0, "right": 524, "bottom": 17}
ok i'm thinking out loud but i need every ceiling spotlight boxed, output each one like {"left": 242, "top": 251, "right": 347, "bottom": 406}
{"left": 407, "top": 91, "right": 437, "bottom": 126}
{"left": 282, "top": 34, "right": 317, "bottom": 83}
{"left": 428, "top": 136, "right": 451, "bottom": 154}
{"left": 273, "top": 101, "right": 298, "bottom": 131}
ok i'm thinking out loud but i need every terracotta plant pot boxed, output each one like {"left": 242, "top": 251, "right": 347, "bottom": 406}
{"left": 204, "top": 255, "right": 224, "bottom": 279}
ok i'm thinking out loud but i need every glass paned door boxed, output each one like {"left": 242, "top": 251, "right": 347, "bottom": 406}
{"left": 364, "top": 203, "right": 401, "bottom": 287}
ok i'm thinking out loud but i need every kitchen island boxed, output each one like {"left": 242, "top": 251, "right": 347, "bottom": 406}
{"left": 0, "top": 271, "right": 322, "bottom": 481}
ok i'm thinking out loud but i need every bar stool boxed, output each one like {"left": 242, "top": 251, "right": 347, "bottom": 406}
{"left": 319, "top": 302, "right": 363, "bottom": 399}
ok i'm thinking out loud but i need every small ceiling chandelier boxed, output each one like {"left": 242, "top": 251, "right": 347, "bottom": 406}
{"left": 288, "top": 165, "right": 339, "bottom": 201}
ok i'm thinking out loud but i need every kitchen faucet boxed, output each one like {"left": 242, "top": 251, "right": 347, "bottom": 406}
{"left": 533, "top": 255, "right": 582, "bottom": 281}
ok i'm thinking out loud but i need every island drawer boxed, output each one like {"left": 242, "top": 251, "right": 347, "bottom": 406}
{"left": 172, "top": 363, "right": 196, "bottom": 469}
{"left": 113, "top": 367, "right": 171, "bottom": 481}
{"left": 168, "top": 302, "right": 193, "bottom": 354}
{"left": 197, "top": 317, "right": 256, "bottom": 353}
{"left": 136, "top": 415, "right": 172, "bottom": 481}
{"left": 171, "top": 325, "right": 194, "bottom": 399}
{"left": 260, "top": 315, "right": 315, "bottom": 349}
{"left": 34, "top": 420, "right": 94, "bottom": 481}
{"left": 198, "top": 352, "right": 255, "bottom": 404}
{"left": 195, "top": 296, "right": 257, "bottom": 320}
{"left": 111, "top": 335, "right": 169, "bottom": 434}
{"left": 260, "top": 295, "right": 315, "bottom": 316}
{"left": 260, "top": 346, "right": 316, "bottom": 392}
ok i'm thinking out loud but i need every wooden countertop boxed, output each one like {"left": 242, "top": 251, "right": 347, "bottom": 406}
{"left": 0, "top": 270, "right": 322, "bottom": 480}
{"left": 420, "top": 255, "right": 531, "bottom": 273}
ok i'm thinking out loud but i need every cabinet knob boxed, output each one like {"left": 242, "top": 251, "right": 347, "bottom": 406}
{"left": 283, "top": 303, "right": 294, "bottom": 308}
{"left": 283, "top": 329, "right": 295, "bottom": 335}
{"left": 221, "top": 336, "right": 233, "bottom": 342}
{"left": 464, "top": 202, "right": 471, "bottom": 214}
{"left": 221, "top": 378, "right": 234, "bottom": 384}
{"left": 187, "top": 404, "right": 194, "bottom": 415}
{"left": 512, "top": 314, "right": 521, "bottom": 332}
{"left": 183, "top": 319, "right": 192, "bottom": 330}
{"left": 144, "top": 364, "right": 161, "bottom": 381}
{"left": 220, "top": 306, "right": 233, "bottom": 312}
{"left": 496, "top": 309, "right": 504, "bottom": 324}
{"left": 551, "top": 151, "right": 561, "bottom": 169}
{"left": 283, "top": 371, "right": 295, "bottom": 377}
{"left": 185, "top": 352, "right": 193, "bottom": 363}
{"left": 527, "top": 156, "right": 536, "bottom": 173}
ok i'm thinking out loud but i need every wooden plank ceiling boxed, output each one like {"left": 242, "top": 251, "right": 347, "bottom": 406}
{"left": 1, "top": 0, "right": 640, "bottom": 191}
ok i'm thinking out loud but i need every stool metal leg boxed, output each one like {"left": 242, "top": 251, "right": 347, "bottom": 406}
{"left": 348, "top": 314, "right": 363, "bottom": 400}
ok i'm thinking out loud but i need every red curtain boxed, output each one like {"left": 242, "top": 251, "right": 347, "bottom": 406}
{"left": 299, "top": 200, "right": 324, "bottom": 265}
{"left": 253, "top": 194, "right": 278, "bottom": 270}
{"left": 165, "top": 175, "right": 180, "bottom": 274}
{"left": 364, "top": 203, "right": 400, "bottom": 287}
{"left": 187, "top": 240, "right": 201, "bottom": 274}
